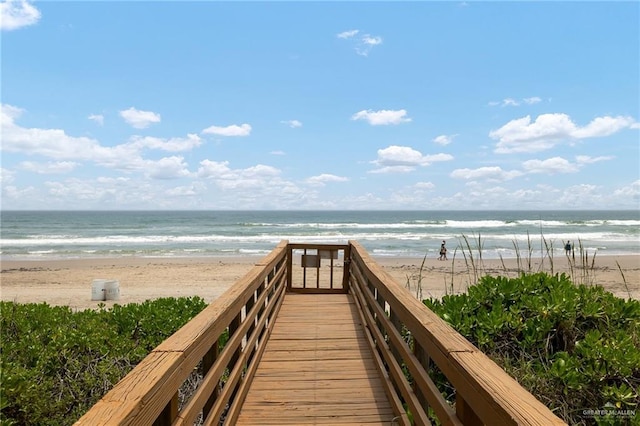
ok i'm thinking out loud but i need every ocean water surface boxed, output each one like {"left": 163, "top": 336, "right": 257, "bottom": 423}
{"left": 1, "top": 210, "right": 638, "bottom": 260}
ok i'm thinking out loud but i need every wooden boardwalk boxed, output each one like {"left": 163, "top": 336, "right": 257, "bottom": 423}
{"left": 236, "top": 293, "right": 396, "bottom": 425}
{"left": 77, "top": 242, "right": 567, "bottom": 426}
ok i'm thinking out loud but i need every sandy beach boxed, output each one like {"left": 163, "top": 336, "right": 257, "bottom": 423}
{"left": 1, "top": 253, "right": 638, "bottom": 310}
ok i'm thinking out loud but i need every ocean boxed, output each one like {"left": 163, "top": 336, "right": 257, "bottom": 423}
{"left": 0, "top": 210, "right": 638, "bottom": 260}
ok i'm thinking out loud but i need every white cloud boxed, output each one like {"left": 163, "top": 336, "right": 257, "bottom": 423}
{"left": 2, "top": 183, "right": 35, "bottom": 201}
{"left": 197, "top": 160, "right": 282, "bottom": 189}
{"left": 370, "top": 145, "right": 453, "bottom": 173}
{"left": 97, "top": 176, "right": 130, "bottom": 184}
{"left": 1, "top": 104, "right": 24, "bottom": 121}
{"left": 197, "top": 160, "right": 232, "bottom": 178}
{"left": 19, "top": 161, "right": 78, "bottom": 174}
{"left": 337, "top": 29, "right": 359, "bottom": 39}
{"left": 575, "top": 155, "right": 614, "bottom": 165}
{"left": 523, "top": 97, "right": 542, "bottom": 105}
{"left": 370, "top": 165, "right": 416, "bottom": 174}
{"left": 613, "top": 180, "right": 640, "bottom": 200}
{"left": 521, "top": 157, "right": 579, "bottom": 174}
{"left": 0, "top": 0, "right": 41, "bottom": 31}
{"left": 375, "top": 146, "right": 423, "bottom": 165}
{"left": 433, "top": 134, "right": 457, "bottom": 146}
{"left": 351, "top": 109, "right": 411, "bottom": 126}
{"left": 558, "top": 184, "right": 604, "bottom": 207}
{"left": 337, "top": 29, "right": 383, "bottom": 56}
{"left": 270, "top": 150, "right": 286, "bottom": 156}
{"left": 362, "top": 35, "right": 382, "bottom": 46}
{"left": 450, "top": 166, "right": 523, "bottom": 181}
{"left": 1, "top": 104, "right": 203, "bottom": 179}
{"left": 281, "top": 120, "right": 302, "bottom": 128}
{"left": 146, "top": 156, "right": 191, "bottom": 179}
{"left": 355, "top": 34, "right": 383, "bottom": 56}
{"left": 128, "top": 134, "right": 203, "bottom": 152}
{"left": 490, "top": 113, "right": 639, "bottom": 153}
{"left": 572, "top": 115, "right": 638, "bottom": 139}
{"left": 305, "top": 174, "right": 349, "bottom": 186}
{"left": 202, "top": 123, "right": 252, "bottom": 137}
{"left": 0, "top": 168, "right": 15, "bottom": 184}
{"left": 521, "top": 155, "right": 613, "bottom": 175}
{"left": 414, "top": 181, "right": 435, "bottom": 190}
{"left": 88, "top": 114, "right": 104, "bottom": 126}
{"left": 119, "top": 107, "right": 161, "bottom": 129}
{"left": 489, "top": 96, "right": 543, "bottom": 107}
{"left": 165, "top": 182, "right": 206, "bottom": 197}
{"left": 2, "top": 103, "right": 105, "bottom": 160}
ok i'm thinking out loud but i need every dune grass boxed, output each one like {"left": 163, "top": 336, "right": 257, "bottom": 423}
{"left": 404, "top": 234, "right": 637, "bottom": 425}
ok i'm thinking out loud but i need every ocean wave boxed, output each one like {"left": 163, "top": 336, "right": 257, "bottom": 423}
{"left": 3, "top": 211, "right": 638, "bottom": 260}
{"left": 226, "top": 219, "right": 640, "bottom": 230}
{"left": 2, "top": 230, "right": 638, "bottom": 247}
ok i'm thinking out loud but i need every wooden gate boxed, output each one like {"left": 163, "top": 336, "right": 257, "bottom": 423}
{"left": 286, "top": 243, "right": 350, "bottom": 293}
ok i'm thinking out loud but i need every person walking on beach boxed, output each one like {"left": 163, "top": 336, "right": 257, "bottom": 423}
{"left": 565, "top": 240, "right": 575, "bottom": 260}
{"left": 565, "top": 240, "right": 572, "bottom": 255}
{"left": 439, "top": 240, "right": 447, "bottom": 261}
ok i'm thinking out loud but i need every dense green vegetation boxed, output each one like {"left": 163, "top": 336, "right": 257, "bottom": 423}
{"left": 425, "top": 273, "right": 640, "bottom": 425}
{"left": 0, "top": 297, "right": 208, "bottom": 426}
{"left": 2, "top": 272, "right": 638, "bottom": 425}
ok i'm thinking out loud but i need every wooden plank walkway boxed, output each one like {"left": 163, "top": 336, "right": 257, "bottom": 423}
{"left": 236, "top": 293, "right": 396, "bottom": 425}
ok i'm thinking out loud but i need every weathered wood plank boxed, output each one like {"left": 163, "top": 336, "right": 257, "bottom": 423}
{"left": 235, "top": 293, "right": 397, "bottom": 425}
{"left": 264, "top": 337, "right": 369, "bottom": 351}
{"left": 261, "top": 349, "right": 372, "bottom": 361}
{"left": 237, "top": 414, "right": 396, "bottom": 425}
{"left": 253, "top": 360, "right": 378, "bottom": 373}
{"left": 238, "top": 405, "right": 396, "bottom": 418}
{"left": 243, "top": 391, "right": 391, "bottom": 403}
{"left": 450, "top": 351, "right": 565, "bottom": 426}
{"left": 76, "top": 352, "right": 182, "bottom": 425}
{"left": 248, "top": 378, "right": 389, "bottom": 390}
{"left": 252, "top": 370, "right": 379, "bottom": 380}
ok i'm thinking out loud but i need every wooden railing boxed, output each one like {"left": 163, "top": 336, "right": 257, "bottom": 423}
{"left": 76, "top": 241, "right": 289, "bottom": 426}
{"left": 348, "top": 240, "right": 565, "bottom": 426}
{"left": 77, "top": 240, "right": 565, "bottom": 426}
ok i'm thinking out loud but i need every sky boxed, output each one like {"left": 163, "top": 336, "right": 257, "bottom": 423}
{"left": 1, "top": 0, "right": 639, "bottom": 210}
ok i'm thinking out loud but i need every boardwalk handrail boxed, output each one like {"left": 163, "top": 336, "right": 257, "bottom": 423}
{"left": 348, "top": 240, "right": 565, "bottom": 425}
{"left": 76, "top": 241, "right": 289, "bottom": 426}
{"left": 77, "top": 241, "right": 565, "bottom": 425}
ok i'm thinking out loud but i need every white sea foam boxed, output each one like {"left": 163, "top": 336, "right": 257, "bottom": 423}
{"left": 1, "top": 211, "right": 637, "bottom": 260}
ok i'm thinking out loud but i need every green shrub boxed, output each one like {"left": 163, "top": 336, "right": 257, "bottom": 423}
{"left": 425, "top": 273, "right": 640, "bottom": 425}
{"left": 0, "top": 297, "right": 207, "bottom": 426}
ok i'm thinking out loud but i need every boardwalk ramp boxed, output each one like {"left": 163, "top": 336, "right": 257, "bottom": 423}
{"left": 77, "top": 241, "right": 566, "bottom": 426}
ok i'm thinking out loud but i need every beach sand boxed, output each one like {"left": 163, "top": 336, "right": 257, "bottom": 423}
{"left": 1, "top": 254, "right": 638, "bottom": 310}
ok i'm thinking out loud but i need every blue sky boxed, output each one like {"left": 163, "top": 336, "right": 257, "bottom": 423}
{"left": 1, "top": 0, "right": 639, "bottom": 210}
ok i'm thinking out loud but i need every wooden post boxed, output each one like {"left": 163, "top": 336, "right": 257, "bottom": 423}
{"left": 202, "top": 341, "right": 219, "bottom": 419}
{"left": 376, "top": 286, "right": 385, "bottom": 335}
{"left": 303, "top": 248, "right": 307, "bottom": 289}
{"left": 246, "top": 287, "right": 256, "bottom": 363}
{"left": 229, "top": 313, "right": 242, "bottom": 370}
{"left": 390, "top": 309, "right": 403, "bottom": 365}
{"left": 286, "top": 245, "right": 293, "bottom": 292}
{"left": 413, "top": 340, "right": 430, "bottom": 419}
{"left": 316, "top": 252, "right": 320, "bottom": 289}
{"left": 456, "top": 396, "right": 483, "bottom": 426}
{"left": 154, "top": 391, "right": 178, "bottom": 426}
{"left": 330, "top": 253, "right": 334, "bottom": 289}
{"left": 342, "top": 245, "right": 351, "bottom": 292}
{"left": 257, "top": 273, "right": 267, "bottom": 331}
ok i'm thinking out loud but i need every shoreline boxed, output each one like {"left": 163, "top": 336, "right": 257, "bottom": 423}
{"left": 1, "top": 254, "right": 638, "bottom": 310}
